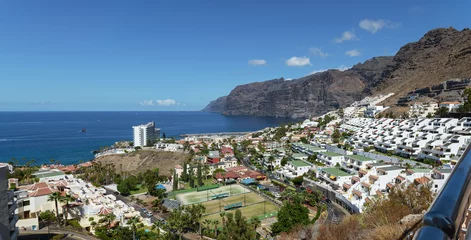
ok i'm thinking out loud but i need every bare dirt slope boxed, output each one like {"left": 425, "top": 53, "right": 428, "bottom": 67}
{"left": 95, "top": 150, "right": 188, "bottom": 176}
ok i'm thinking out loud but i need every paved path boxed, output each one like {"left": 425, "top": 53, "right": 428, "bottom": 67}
{"left": 19, "top": 228, "right": 97, "bottom": 240}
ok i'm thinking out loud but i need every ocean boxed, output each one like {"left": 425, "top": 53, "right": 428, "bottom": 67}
{"left": 0, "top": 111, "right": 292, "bottom": 166}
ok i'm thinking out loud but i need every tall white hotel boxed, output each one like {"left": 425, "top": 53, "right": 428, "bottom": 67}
{"left": 132, "top": 121, "right": 161, "bottom": 147}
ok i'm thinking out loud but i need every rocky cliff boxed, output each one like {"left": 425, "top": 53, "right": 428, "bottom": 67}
{"left": 204, "top": 27, "right": 471, "bottom": 118}
{"left": 202, "top": 96, "right": 227, "bottom": 112}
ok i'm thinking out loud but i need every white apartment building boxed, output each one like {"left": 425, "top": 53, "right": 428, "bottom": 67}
{"left": 133, "top": 121, "right": 160, "bottom": 147}
{"left": 0, "top": 164, "right": 18, "bottom": 240}
{"left": 276, "top": 160, "right": 312, "bottom": 179}
{"left": 409, "top": 102, "right": 438, "bottom": 118}
{"left": 342, "top": 155, "right": 376, "bottom": 174}
{"left": 317, "top": 167, "right": 352, "bottom": 186}
{"left": 439, "top": 101, "right": 462, "bottom": 112}
{"left": 318, "top": 152, "right": 344, "bottom": 167}
{"left": 291, "top": 143, "right": 326, "bottom": 156}
{"left": 342, "top": 117, "right": 471, "bottom": 161}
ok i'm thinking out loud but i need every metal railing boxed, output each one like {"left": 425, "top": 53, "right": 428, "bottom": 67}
{"left": 414, "top": 143, "right": 471, "bottom": 240}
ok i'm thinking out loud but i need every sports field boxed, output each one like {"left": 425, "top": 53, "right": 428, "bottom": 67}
{"left": 202, "top": 192, "right": 264, "bottom": 214}
{"left": 176, "top": 184, "right": 247, "bottom": 205}
{"left": 201, "top": 201, "right": 279, "bottom": 226}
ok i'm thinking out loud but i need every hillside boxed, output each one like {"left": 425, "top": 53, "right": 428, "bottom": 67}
{"left": 94, "top": 150, "right": 188, "bottom": 176}
{"left": 203, "top": 27, "right": 471, "bottom": 118}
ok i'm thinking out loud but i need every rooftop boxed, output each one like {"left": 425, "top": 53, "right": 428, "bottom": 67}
{"left": 320, "top": 151, "right": 343, "bottom": 157}
{"left": 33, "top": 170, "right": 66, "bottom": 178}
{"left": 347, "top": 154, "right": 374, "bottom": 162}
{"left": 290, "top": 160, "right": 311, "bottom": 167}
{"left": 321, "top": 167, "right": 352, "bottom": 177}
{"left": 378, "top": 166, "right": 403, "bottom": 172}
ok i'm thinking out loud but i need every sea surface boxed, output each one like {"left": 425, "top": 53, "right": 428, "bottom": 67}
{"left": 0, "top": 111, "right": 292, "bottom": 165}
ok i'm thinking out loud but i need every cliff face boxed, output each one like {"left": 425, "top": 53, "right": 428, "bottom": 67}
{"left": 378, "top": 27, "right": 471, "bottom": 105}
{"left": 202, "top": 96, "right": 227, "bottom": 113}
{"left": 204, "top": 27, "right": 471, "bottom": 118}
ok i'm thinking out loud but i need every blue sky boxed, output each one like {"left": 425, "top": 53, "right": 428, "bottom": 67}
{"left": 0, "top": 0, "right": 469, "bottom": 111}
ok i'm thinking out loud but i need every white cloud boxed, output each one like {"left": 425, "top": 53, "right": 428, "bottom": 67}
{"left": 285, "top": 56, "right": 311, "bottom": 67}
{"left": 345, "top": 49, "right": 361, "bottom": 57}
{"left": 156, "top": 99, "right": 178, "bottom": 106}
{"left": 248, "top": 59, "right": 267, "bottom": 65}
{"left": 334, "top": 31, "right": 357, "bottom": 43}
{"left": 285, "top": 78, "right": 293, "bottom": 81}
{"left": 308, "top": 65, "right": 350, "bottom": 75}
{"left": 140, "top": 99, "right": 179, "bottom": 106}
{"left": 309, "top": 48, "right": 328, "bottom": 58}
{"left": 140, "top": 100, "right": 154, "bottom": 106}
{"left": 359, "top": 19, "right": 399, "bottom": 33}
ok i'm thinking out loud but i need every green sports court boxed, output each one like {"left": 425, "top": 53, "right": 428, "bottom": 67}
{"left": 176, "top": 184, "right": 247, "bottom": 205}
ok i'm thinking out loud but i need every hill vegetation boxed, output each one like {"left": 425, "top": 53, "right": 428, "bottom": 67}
{"left": 94, "top": 150, "right": 189, "bottom": 176}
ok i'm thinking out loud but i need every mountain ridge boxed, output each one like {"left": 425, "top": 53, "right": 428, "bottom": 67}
{"left": 203, "top": 27, "right": 471, "bottom": 118}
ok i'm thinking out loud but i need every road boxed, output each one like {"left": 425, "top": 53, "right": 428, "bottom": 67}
{"left": 19, "top": 228, "right": 98, "bottom": 240}
{"left": 102, "top": 188, "right": 160, "bottom": 224}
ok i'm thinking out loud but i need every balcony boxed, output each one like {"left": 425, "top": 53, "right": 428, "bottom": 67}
{"left": 10, "top": 227, "right": 18, "bottom": 240}
{"left": 10, "top": 214, "right": 18, "bottom": 230}
{"left": 8, "top": 201, "right": 16, "bottom": 215}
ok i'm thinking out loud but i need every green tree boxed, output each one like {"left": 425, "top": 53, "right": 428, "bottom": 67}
{"left": 218, "top": 209, "right": 257, "bottom": 240}
{"left": 127, "top": 216, "right": 140, "bottom": 240}
{"left": 173, "top": 171, "right": 179, "bottom": 190}
{"left": 181, "top": 163, "right": 189, "bottom": 182}
{"left": 292, "top": 176, "right": 304, "bottom": 186}
{"left": 189, "top": 166, "right": 195, "bottom": 188}
{"left": 143, "top": 169, "right": 160, "bottom": 196}
{"left": 271, "top": 201, "right": 310, "bottom": 235}
{"left": 47, "top": 192, "right": 62, "bottom": 225}
{"left": 435, "top": 107, "right": 449, "bottom": 117}
{"left": 60, "top": 194, "right": 76, "bottom": 226}
{"left": 197, "top": 163, "right": 203, "bottom": 187}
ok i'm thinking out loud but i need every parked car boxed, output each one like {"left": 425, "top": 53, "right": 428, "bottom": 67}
{"left": 273, "top": 192, "right": 281, "bottom": 198}
{"left": 146, "top": 212, "right": 153, "bottom": 217}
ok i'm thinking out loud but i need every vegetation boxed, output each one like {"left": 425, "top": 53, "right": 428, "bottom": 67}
{"left": 166, "top": 204, "right": 206, "bottom": 239}
{"left": 217, "top": 209, "right": 260, "bottom": 240}
{"left": 80, "top": 162, "right": 120, "bottom": 187}
{"left": 317, "top": 184, "right": 434, "bottom": 240}
{"left": 271, "top": 200, "right": 310, "bottom": 235}
{"left": 7, "top": 164, "right": 40, "bottom": 184}
{"left": 47, "top": 192, "right": 62, "bottom": 225}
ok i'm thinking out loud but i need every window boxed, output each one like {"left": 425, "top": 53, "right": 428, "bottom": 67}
{"left": 23, "top": 200, "right": 30, "bottom": 206}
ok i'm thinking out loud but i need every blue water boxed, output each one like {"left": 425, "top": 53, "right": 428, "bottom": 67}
{"left": 0, "top": 111, "right": 291, "bottom": 165}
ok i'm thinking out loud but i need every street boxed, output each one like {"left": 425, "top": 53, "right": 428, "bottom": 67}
{"left": 102, "top": 188, "right": 159, "bottom": 224}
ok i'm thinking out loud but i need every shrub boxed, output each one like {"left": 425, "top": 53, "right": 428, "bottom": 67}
{"left": 67, "top": 219, "right": 82, "bottom": 230}
{"left": 51, "top": 234, "right": 66, "bottom": 240}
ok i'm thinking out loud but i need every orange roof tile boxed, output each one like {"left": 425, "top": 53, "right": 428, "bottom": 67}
{"left": 414, "top": 176, "right": 430, "bottom": 185}
{"left": 29, "top": 187, "right": 58, "bottom": 197}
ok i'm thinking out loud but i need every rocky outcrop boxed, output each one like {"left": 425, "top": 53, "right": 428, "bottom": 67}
{"left": 204, "top": 27, "right": 471, "bottom": 118}
{"left": 202, "top": 96, "right": 227, "bottom": 113}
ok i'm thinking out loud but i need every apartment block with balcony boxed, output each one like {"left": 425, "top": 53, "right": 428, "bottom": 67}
{"left": 317, "top": 167, "right": 353, "bottom": 187}
{"left": 317, "top": 151, "right": 344, "bottom": 167}
{"left": 275, "top": 160, "right": 312, "bottom": 179}
{"left": 291, "top": 143, "right": 326, "bottom": 156}
{"left": 0, "top": 164, "right": 18, "bottom": 240}
{"left": 342, "top": 154, "right": 376, "bottom": 173}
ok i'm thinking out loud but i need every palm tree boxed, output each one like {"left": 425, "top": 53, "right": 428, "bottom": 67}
{"left": 47, "top": 192, "right": 62, "bottom": 225}
{"left": 250, "top": 217, "right": 261, "bottom": 230}
{"left": 127, "top": 216, "right": 140, "bottom": 240}
{"left": 99, "top": 213, "right": 116, "bottom": 228}
{"left": 203, "top": 164, "right": 210, "bottom": 180}
{"left": 219, "top": 211, "right": 226, "bottom": 226}
{"left": 60, "top": 194, "right": 76, "bottom": 226}
{"left": 213, "top": 219, "right": 220, "bottom": 237}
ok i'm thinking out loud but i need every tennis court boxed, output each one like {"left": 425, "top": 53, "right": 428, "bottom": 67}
{"left": 202, "top": 192, "right": 264, "bottom": 214}
{"left": 176, "top": 184, "right": 247, "bottom": 205}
